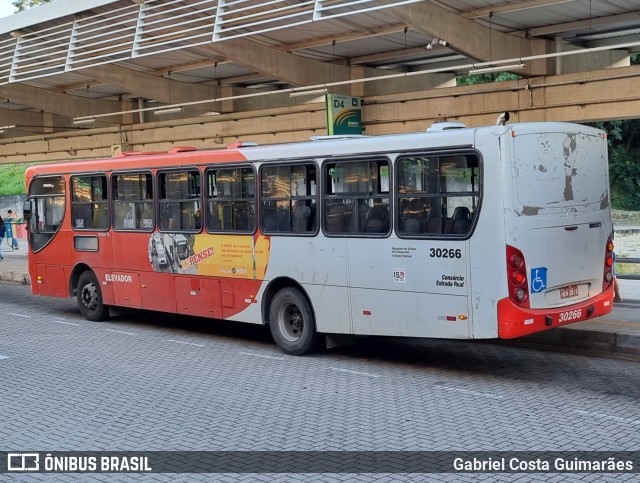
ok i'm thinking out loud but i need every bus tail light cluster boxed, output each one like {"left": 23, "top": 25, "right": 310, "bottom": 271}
{"left": 507, "top": 245, "right": 530, "bottom": 308}
{"left": 603, "top": 235, "right": 614, "bottom": 291}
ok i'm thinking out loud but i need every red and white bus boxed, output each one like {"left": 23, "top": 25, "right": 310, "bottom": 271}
{"left": 24, "top": 118, "right": 615, "bottom": 355}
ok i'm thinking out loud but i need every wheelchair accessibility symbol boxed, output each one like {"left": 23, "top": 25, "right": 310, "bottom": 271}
{"left": 530, "top": 267, "right": 547, "bottom": 294}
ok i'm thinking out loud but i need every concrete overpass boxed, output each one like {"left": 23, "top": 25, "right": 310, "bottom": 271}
{"left": 0, "top": 0, "right": 639, "bottom": 162}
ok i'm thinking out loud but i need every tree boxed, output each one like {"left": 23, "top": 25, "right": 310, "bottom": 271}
{"left": 590, "top": 120, "right": 640, "bottom": 210}
{"left": 457, "top": 71, "right": 520, "bottom": 86}
{"left": 12, "top": 0, "right": 52, "bottom": 12}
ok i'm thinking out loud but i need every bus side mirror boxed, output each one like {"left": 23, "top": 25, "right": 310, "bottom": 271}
{"left": 23, "top": 199, "right": 32, "bottom": 221}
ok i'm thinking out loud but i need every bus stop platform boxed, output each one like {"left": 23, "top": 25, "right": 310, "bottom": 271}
{"left": 2, "top": 241, "right": 640, "bottom": 359}
{"left": 0, "top": 238, "right": 30, "bottom": 284}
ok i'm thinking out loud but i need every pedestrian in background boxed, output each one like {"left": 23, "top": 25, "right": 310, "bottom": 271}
{"left": 613, "top": 250, "right": 622, "bottom": 302}
{"left": 0, "top": 214, "right": 5, "bottom": 260}
{"left": 6, "top": 209, "right": 19, "bottom": 250}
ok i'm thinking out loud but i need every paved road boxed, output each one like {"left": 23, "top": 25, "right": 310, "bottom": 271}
{"left": 1, "top": 281, "right": 639, "bottom": 482}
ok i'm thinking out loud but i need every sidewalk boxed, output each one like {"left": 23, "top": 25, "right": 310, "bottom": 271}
{"left": 0, "top": 237, "right": 29, "bottom": 284}
{"left": 1, "top": 242, "right": 640, "bottom": 358}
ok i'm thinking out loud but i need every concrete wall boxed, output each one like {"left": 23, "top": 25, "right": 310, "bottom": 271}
{"left": 0, "top": 195, "right": 26, "bottom": 218}
{"left": 1, "top": 65, "right": 640, "bottom": 164}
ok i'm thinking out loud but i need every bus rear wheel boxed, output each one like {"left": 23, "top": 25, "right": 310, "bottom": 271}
{"left": 269, "top": 288, "right": 320, "bottom": 355}
{"left": 77, "top": 271, "right": 109, "bottom": 321}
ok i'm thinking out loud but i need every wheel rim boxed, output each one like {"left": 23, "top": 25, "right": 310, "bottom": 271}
{"left": 80, "top": 282, "right": 99, "bottom": 312}
{"left": 277, "top": 301, "right": 304, "bottom": 343}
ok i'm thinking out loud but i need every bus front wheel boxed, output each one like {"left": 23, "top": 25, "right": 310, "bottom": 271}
{"left": 269, "top": 288, "right": 320, "bottom": 356}
{"left": 77, "top": 271, "right": 109, "bottom": 321}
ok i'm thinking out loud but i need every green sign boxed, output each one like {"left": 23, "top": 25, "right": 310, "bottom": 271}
{"left": 326, "top": 94, "right": 362, "bottom": 135}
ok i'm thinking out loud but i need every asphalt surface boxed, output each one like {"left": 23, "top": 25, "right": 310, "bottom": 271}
{"left": 1, "top": 281, "right": 639, "bottom": 482}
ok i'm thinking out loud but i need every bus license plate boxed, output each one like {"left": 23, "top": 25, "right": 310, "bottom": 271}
{"left": 560, "top": 285, "right": 579, "bottom": 299}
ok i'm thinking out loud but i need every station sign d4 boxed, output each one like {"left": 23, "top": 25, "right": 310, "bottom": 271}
{"left": 326, "top": 94, "right": 362, "bottom": 135}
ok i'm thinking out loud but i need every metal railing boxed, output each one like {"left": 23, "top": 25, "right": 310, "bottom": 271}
{"left": 2, "top": 0, "right": 424, "bottom": 85}
{"left": 617, "top": 257, "right": 640, "bottom": 280}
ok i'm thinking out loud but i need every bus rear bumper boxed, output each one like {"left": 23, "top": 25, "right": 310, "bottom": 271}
{"left": 497, "top": 284, "right": 615, "bottom": 339}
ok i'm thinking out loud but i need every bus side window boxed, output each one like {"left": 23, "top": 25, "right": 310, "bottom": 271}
{"left": 325, "top": 158, "right": 390, "bottom": 236}
{"left": 71, "top": 174, "right": 109, "bottom": 231}
{"left": 260, "top": 162, "right": 317, "bottom": 235}
{"left": 159, "top": 170, "right": 201, "bottom": 232}
{"left": 396, "top": 154, "right": 479, "bottom": 237}
{"left": 112, "top": 172, "right": 153, "bottom": 231}
{"left": 206, "top": 166, "right": 255, "bottom": 233}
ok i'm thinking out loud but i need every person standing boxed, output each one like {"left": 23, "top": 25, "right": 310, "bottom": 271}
{"left": 6, "top": 209, "right": 18, "bottom": 249}
{"left": 613, "top": 250, "right": 622, "bottom": 302}
{"left": 0, "top": 214, "right": 5, "bottom": 260}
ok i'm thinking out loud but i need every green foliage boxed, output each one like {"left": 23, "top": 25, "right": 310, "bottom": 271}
{"left": 11, "top": 0, "right": 52, "bottom": 12}
{"left": 631, "top": 53, "right": 640, "bottom": 65}
{"left": 457, "top": 71, "right": 520, "bottom": 86}
{"left": 590, "top": 120, "right": 640, "bottom": 210}
{"left": 608, "top": 146, "right": 640, "bottom": 210}
{"left": 0, "top": 163, "right": 30, "bottom": 195}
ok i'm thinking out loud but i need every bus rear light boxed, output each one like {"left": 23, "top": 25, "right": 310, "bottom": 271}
{"left": 511, "top": 271, "right": 526, "bottom": 285}
{"left": 509, "top": 253, "right": 524, "bottom": 269}
{"left": 603, "top": 234, "right": 614, "bottom": 291}
{"left": 513, "top": 287, "right": 527, "bottom": 303}
{"left": 507, "top": 245, "right": 530, "bottom": 308}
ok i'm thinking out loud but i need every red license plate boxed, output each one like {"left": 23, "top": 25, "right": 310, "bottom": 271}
{"left": 560, "top": 285, "right": 579, "bottom": 299}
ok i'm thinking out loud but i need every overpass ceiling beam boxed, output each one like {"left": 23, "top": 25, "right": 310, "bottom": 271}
{"left": 205, "top": 37, "right": 447, "bottom": 96}
{"left": 391, "top": 1, "right": 555, "bottom": 76}
{"left": 206, "top": 38, "right": 354, "bottom": 89}
{"left": 0, "top": 83, "right": 125, "bottom": 121}
{"left": 79, "top": 64, "right": 227, "bottom": 113}
{"left": 453, "top": 0, "right": 575, "bottom": 19}
{"left": 518, "top": 12, "right": 640, "bottom": 38}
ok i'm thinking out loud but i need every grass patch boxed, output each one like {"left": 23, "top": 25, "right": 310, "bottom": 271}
{"left": 0, "top": 163, "right": 31, "bottom": 195}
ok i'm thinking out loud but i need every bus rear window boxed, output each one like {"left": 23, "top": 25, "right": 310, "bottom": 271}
{"left": 513, "top": 132, "right": 608, "bottom": 211}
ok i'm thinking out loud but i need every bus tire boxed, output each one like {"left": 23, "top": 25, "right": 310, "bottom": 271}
{"left": 77, "top": 271, "right": 109, "bottom": 321}
{"left": 269, "top": 287, "right": 320, "bottom": 356}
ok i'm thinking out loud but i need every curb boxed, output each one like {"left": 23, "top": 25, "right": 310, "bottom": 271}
{"left": 500, "top": 327, "right": 640, "bottom": 360}
{"left": 0, "top": 269, "right": 30, "bottom": 284}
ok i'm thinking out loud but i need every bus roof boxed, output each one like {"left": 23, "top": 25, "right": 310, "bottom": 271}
{"left": 25, "top": 121, "right": 603, "bottom": 178}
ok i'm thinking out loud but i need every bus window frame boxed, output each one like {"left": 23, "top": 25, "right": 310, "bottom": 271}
{"left": 204, "top": 163, "right": 257, "bottom": 235}
{"left": 111, "top": 170, "right": 155, "bottom": 232}
{"left": 394, "top": 149, "right": 482, "bottom": 240}
{"left": 157, "top": 166, "right": 203, "bottom": 234}
{"left": 70, "top": 172, "right": 110, "bottom": 232}
{"left": 322, "top": 155, "right": 392, "bottom": 238}
{"left": 259, "top": 159, "right": 319, "bottom": 237}
{"left": 26, "top": 174, "right": 66, "bottom": 253}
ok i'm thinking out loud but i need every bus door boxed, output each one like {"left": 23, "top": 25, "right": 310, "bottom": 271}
{"left": 108, "top": 173, "right": 154, "bottom": 309}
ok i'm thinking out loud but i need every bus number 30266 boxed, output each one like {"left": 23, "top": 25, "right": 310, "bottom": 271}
{"left": 430, "top": 248, "right": 462, "bottom": 259}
